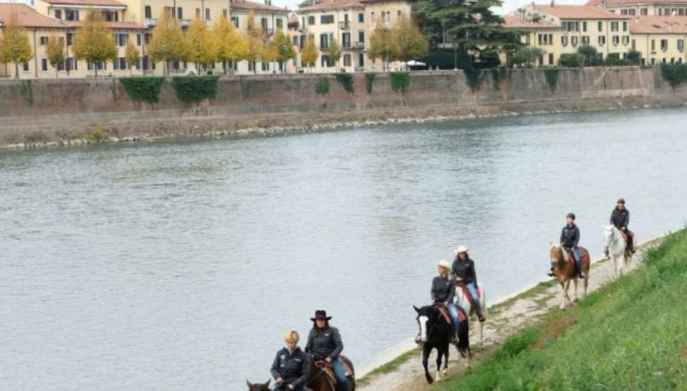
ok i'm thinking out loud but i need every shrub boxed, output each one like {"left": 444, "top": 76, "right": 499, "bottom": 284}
{"left": 335, "top": 73, "right": 354, "bottom": 93}
{"left": 463, "top": 66, "right": 483, "bottom": 91}
{"left": 365, "top": 73, "right": 376, "bottom": 94}
{"left": 390, "top": 71, "right": 410, "bottom": 93}
{"left": 544, "top": 68, "right": 560, "bottom": 91}
{"left": 626, "top": 50, "right": 642, "bottom": 65}
{"left": 315, "top": 77, "right": 330, "bottom": 95}
{"left": 171, "top": 75, "right": 219, "bottom": 103}
{"left": 577, "top": 45, "right": 603, "bottom": 66}
{"left": 660, "top": 63, "right": 687, "bottom": 88}
{"left": 120, "top": 77, "right": 165, "bottom": 105}
{"left": 559, "top": 53, "right": 585, "bottom": 68}
{"left": 511, "top": 47, "right": 544, "bottom": 67}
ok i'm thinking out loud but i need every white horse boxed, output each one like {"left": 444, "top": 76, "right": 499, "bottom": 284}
{"left": 603, "top": 225, "right": 630, "bottom": 278}
{"left": 454, "top": 281, "right": 486, "bottom": 348}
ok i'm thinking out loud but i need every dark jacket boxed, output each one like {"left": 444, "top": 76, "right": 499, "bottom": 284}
{"left": 610, "top": 208, "right": 630, "bottom": 230}
{"left": 431, "top": 275, "right": 455, "bottom": 303}
{"left": 270, "top": 347, "right": 310, "bottom": 388}
{"left": 305, "top": 326, "right": 343, "bottom": 360}
{"left": 451, "top": 257, "right": 477, "bottom": 285}
{"left": 560, "top": 223, "right": 580, "bottom": 248}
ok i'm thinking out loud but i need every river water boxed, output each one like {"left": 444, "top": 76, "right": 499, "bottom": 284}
{"left": 2, "top": 108, "right": 686, "bottom": 391}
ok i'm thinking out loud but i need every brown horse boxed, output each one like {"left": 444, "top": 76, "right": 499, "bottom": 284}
{"left": 308, "top": 356, "right": 356, "bottom": 391}
{"left": 246, "top": 379, "right": 270, "bottom": 390}
{"left": 549, "top": 244, "right": 590, "bottom": 309}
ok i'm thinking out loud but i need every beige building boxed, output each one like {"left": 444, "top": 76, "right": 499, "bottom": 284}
{"left": 630, "top": 16, "right": 687, "bottom": 64}
{"left": 505, "top": 4, "right": 632, "bottom": 66}
{"left": 291, "top": 0, "right": 411, "bottom": 73}
{"left": 587, "top": 0, "right": 687, "bottom": 17}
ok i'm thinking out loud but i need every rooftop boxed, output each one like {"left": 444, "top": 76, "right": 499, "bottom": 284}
{"left": 0, "top": 3, "right": 65, "bottom": 28}
{"left": 503, "top": 13, "right": 559, "bottom": 28}
{"left": 630, "top": 15, "right": 687, "bottom": 33}
{"left": 40, "top": 0, "right": 126, "bottom": 7}
{"left": 230, "top": 0, "right": 290, "bottom": 13}
{"left": 587, "top": 0, "right": 687, "bottom": 6}
{"left": 529, "top": 4, "right": 628, "bottom": 19}
{"left": 298, "top": 0, "right": 364, "bottom": 12}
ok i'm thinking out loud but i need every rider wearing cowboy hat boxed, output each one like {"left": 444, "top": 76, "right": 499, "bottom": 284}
{"left": 305, "top": 310, "right": 348, "bottom": 391}
{"left": 451, "top": 246, "right": 486, "bottom": 322}
{"left": 610, "top": 198, "right": 634, "bottom": 254}
{"left": 271, "top": 330, "right": 310, "bottom": 391}
{"left": 431, "top": 260, "right": 461, "bottom": 334}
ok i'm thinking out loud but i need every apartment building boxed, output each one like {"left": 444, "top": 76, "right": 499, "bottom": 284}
{"left": 630, "top": 16, "right": 687, "bottom": 64}
{"left": 504, "top": 4, "right": 632, "bottom": 66}
{"left": 291, "top": 0, "right": 411, "bottom": 73}
{"left": 588, "top": 0, "right": 687, "bottom": 17}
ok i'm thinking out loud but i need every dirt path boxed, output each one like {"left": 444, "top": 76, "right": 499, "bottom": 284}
{"left": 358, "top": 238, "right": 660, "bottom": 391}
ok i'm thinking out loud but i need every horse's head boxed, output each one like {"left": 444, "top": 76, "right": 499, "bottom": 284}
{"left": 246, "top": 380, "right": 270, "bottom": 391}
{"left": 413, "top": 305, "right": 436, "bottom": 344}
{"left": 549, "top": 242, "right": 564, "bottom": 272}
{"left": 602, "top": 225, "right": 616, "bottom": 249}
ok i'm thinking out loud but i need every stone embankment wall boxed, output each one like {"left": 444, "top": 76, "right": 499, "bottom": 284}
{"left": 0, "top": 67, "right": 685, "bottom": 147}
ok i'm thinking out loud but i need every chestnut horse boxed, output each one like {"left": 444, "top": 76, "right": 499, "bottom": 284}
{"left": 246, "top": 379, "right": 270, "bottom": 390}
{"left": 549, "top": 244, "right": 590, "bottom": 309}
{"left": 308, "top": 356, "right": 356, "bottom": 391}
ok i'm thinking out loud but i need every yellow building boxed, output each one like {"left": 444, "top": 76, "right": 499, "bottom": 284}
{"left": 630, "top": 16, "right": 687, "bottom": 64}
{"left": 587, "top": 0, "right": 687, "bottom": 17}
{"left": 505, "top": 4, "right": 632, "bottom": 66}
{"left": 292, "top": 0, "right": 411, "bottom": 73}
{"left": 0, "top": 3, "right": 145, "bottom": 79}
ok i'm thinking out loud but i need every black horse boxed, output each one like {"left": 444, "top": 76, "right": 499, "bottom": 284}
{"left": 413, "top": 304, "right": 470, "bottom": 384}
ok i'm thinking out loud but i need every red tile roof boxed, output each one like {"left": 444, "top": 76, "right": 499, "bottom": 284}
{"left": 630, "top": 15, "right": 687, "bottom": 33}
{"left": 530, "top": 5, "right": 628, "bottom": 19}
{"left": 0, "top": 3, "right": 65, "bottom": 28}
{"left": 298, "top": 0, "right": 364, "bottom": 12}
{"left": 41, "top": 0, "right": 126, "bottom": 7}
{"left": 230, "top": 0, "right": 290, "bottom": 13}
{"left": 503, "top": 14, "right": 559, "bottom": 28}
{"left": 587, "top": 0, "right": 687, "bottom": 6}
{"left": 64, "top": 20, "right": 146, "bottom": 30}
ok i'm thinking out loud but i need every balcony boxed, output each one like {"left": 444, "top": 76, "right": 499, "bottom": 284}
{"left": 353, "top": 41, "right": 364, "bottom": 50}
{"left": 338, "top": 21, "right": 350, "bottom": 30}
{"left": 144, "top": 18, "right": 157, "bottom": 28}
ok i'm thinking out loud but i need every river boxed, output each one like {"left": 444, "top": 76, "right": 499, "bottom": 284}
{"left": 1, "top": 108, "right": 686, "bottom": 391}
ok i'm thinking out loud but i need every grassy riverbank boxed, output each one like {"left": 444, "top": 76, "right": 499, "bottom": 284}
{"left": 438, "top": 229, "right": 687, "bottom": 390}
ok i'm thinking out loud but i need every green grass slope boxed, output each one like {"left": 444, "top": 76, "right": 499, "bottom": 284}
{"left": 439, "top": 230, "right": 687, "bottom": 391}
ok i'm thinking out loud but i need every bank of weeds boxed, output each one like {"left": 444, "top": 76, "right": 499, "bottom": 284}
{"left": 438, "top": 229, "right": 687, "bottom": 390}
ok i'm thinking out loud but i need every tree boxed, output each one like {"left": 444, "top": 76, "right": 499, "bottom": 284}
{"left": 0, "top": 15, "right": 33, "bottom": 79}
{"left": 392, "top": 16, "right": 429, "bottom": 69}
{"left": 511, "top": 47, "right": 544, "bottom": 67}
{"left": 148, "top": 9, "right": 187, "bottom": 75}
{"left": 626, "top": 50, "right": 642, "bottom": 65}
{"left": 577, "top": 45, "right": 601, "bottom": 66}
{"left": 186, "top": 17, "right": 217, "bottom": 72}
{"left": 245, "top": 11, "right": 264, "bottom": 73}
{"left": 414, "top": 0, "right": 522, "bottom": 69}
{"left": 73, "top": 12, "right": 116, "bottom": 77}
{"left": 324, "top": 38, "right": 342, "bottom": 68}
{"left": 213, "top": 16, "right": 248, "bottom": 74}
{"left": 301, "top": 35, "right": 319, "bottom": 71}
{"left": 46, "top": 35, "right": 65, "bottom": 78}
{"left": 560, "top": 53, "right": 584, "bottom": 67}
{"left": 368, "top": 21, "right": 398, "bottom": 71}
{"left": 269, "top": 30, "right": 295, "bottom": 73}
{"left": 125, "top": 39, "right": 141, "bottom": 75}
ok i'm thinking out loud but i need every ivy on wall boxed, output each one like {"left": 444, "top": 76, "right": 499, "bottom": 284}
{"left": 335, "top": 73, "right": 354, "bottom": 93}
{"left": 365, "top": 73, "right": 376, "bottom": 94}
{"left": 119, "top": 77, "right": 165, "bottom": 105}
{"left": 660, "top": 63, "right": 687, "bottom": 89}
{"left": 544, "top": 68, "right": 560, "bottom": 92}
{"left": 315, "top": 77, "right": 330, "bottom": 95}
{"left": 390, "top": 72, "right": 410, "bottom": 93}
{"left": 19, "top": 80, "right": 33, "bottom": 105}
{"left": 172, "top": 76, "right": 219, "bottom": 104}
{"left": 463, "top": 67, "right": 483, "bottom": 92}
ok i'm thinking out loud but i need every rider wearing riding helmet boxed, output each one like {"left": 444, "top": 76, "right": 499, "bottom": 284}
{"left": 305, "top": 310, "right": 348, "bottom": 391}
{"left": 271, "top": 330, "right": 310, "bottom": 391}
{"left": 451, "top": 246, "right": 485, "bottom": 322}
{"left": 610, "top": 198, "right": 634, "bottom": 254}
{"left": 559, "top": 212, "right": 584, "bottom": 278}
{"left": 431, "top": 260, "right": 461, "bottom": 335}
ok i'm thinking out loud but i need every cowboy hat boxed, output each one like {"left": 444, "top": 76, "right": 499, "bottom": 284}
{"left": 284, "top": 330, "right": 300, "bottom": 344}
{"left": 437, "top": 259, "right": 450, "bottom": 270}
{"left": 310, "top": 310, "right": 332, "bottom": 321}
{"left": 454, "top": 245, "right": 469, "bottom": 254}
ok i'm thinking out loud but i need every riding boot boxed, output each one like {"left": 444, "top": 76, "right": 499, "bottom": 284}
{"left": 547, "top": 267, "right": 554, "bottom": 277}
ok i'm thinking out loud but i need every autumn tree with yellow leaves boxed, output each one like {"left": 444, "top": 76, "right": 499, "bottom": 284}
{"left": 213, "top": 16, "right": 248, "bottom": 74}
{"left": 391, "top": 16, "right": 428, "bottom": 69}
{"left": 46, "top": 36, "right": 65, "bottom": 78}
{"left": 125, "top": 39, "right": 141, "bottom": 75}
{"left": 0, "top": 15, "right": 34, "bottom": 79}
{"left": 73, "top": 12, "right": 116, "bottom": 77}
{"left": 148, "top": 10, "right": 187, "bottom": 75}
{"left": 268, "top": 30, "right": 295, "bottom": 73}
{"left": 300, "top": 35, "right": 319, "bottom": 72}
{"left": 244, "top": 11, "right": 264, "bottom": 73}
{"left": 324, "top": 37, "right": 341, "bottom": 68}
{"left": 368, "top": 21, "right": 398, "bottom": 72}
{"left": 185, "top": 17, "right": 217, "bottom": 72}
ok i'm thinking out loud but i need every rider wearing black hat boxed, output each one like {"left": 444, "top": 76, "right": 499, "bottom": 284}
{"left": 559, "top": 212, "right": 583, "bottom": 278}
{"left": 305, "top": 310, "right": 348, "bottom": 391}
{"left": 610, "top": 198, "right": 634, "bottom": 254}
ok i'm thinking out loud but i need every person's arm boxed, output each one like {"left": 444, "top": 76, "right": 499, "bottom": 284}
{"left": 470, "top": 261, "right": 478, "bottom": 286}
{"left": 573, "top": 227, "right": 580, "bottom": 247}
{"left": 430, "top": 278, "right": 438, "bottom": 302}
{"left": 560, "top": 227, "right": 565, "bottom": 245}
{"left": 329, "top": 328, "right": 344, "bottom": 360}
{"left": 305, "top": 330, "right": 314, "bottom": 354}
{"left": 270, "top": 351, "right": 283, "bottom": 383}
{"left": 291, "top": 353, "right": 310, "bottom": 388}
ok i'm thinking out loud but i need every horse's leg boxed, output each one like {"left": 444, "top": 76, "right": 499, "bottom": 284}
{"left": 573, "top": 278, "right": 578, "bottom": 303}
{"left": 479, "top": 320, "right": 484, "bottom": 350}
{"left": 559, "top": 281, "right": 566, "bottom": 309}
{"left": 435, "top": 347, "right": 442, "bottom": 381}
{"left": 442, "top": 345, "right": 449, "bottom": 376}
{"left": 422, "top": 345, "right": 433, "bottom": 384}
{"left": 584, "top": 274, "right": 589, "bottom": 296}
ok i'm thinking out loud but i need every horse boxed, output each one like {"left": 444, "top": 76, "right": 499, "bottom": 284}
{"left": 549, "top": 244, "right": 590, "bottom": 309}
{"left": 246, "top": 379, "right": 270, "bottom": 390}
{"left": 454, "top": 280, "right": 487, "bottom": 348}
{"left": 413, "top": 304, "right": 470, "bottom": 384}
{"left": 307, "top": 355, "right": 356, "bottom": 391}
{"left": 603, "top": 225, "right": 631, "bottom": 278}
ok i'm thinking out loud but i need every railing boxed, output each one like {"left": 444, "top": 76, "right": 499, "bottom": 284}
{"left": 338, "top": 21, "right": 350, "bottom": 30}
{"left": 144, "top": 18, "right": 157, "bottom": 28}
{"left": 353, "top": 41, "right": 364, "bottom": 49}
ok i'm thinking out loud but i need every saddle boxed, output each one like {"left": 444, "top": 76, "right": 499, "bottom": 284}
{"left": 434, "top": 303, "right": 452, "bottom": 326}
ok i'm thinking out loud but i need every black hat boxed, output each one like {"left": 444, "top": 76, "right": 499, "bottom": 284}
{"left": 617, "top": 198, "right": 626, "bottom": 204}
{"left": 566, "top": 212, "right": 576, "bottom": 220}
{"left": 311, "top": 310, "right": 332, "bottom": 321}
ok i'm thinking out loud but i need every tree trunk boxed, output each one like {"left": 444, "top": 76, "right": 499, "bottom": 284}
{"left": 15, "top": 63, "right": 20, "bottom": 80}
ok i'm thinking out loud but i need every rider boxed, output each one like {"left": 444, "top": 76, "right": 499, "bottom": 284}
{"left": 431, "top": 260, "right": 460, "bottom": 336}
{"left": 451, "top": 246, "right": 485, "bottom": 322}
{"left": 610, "top": 198, "right": 634, "bottom": 254}
{"left": 558, "top": 212, "right": 583, "bottom": 278}
{"left": 305, "top": 310, "right": 348, "bottom": 391}
{"left": 271, "top": 330, "right": 310, "bottom": 391}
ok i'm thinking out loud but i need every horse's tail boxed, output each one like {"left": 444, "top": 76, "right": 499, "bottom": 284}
{"left": 457, "top": 308, "right": 470, "bottom": 357}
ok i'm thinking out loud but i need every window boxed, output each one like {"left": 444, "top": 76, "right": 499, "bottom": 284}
{"left": 358, "top": 52, "right": 364, "bottom": 67}
{"left": 41, "top": 59, "right": 48, "bottom": 72}
{"left": 571, "top": 36, "right": 578, "bottom": 47}
{"left": 358, "top": 13, "right": 364, "bottom": 23}
{"left": 177, "top": 7, "right": 183, "bottom": 19}
{"left": 23, "top": 62, "right": 29, "bottom": 71}
{"left": 343, "top": 53, "right": 351, "bottom": 67}
{"left": 640, "top": 8, "right": 648, "bottom": 15}
{"left": 293, "top": 36, "right": 298, "bottom": 46}
{"left": 320, "top": 33, "right": 329, "bottom": 49}
{"left": 136, "top": 34, "right": 141, "bottom": 46}
{"left": 358, "top": 31, "right": 365, "bottom": 44}
{"left": 622, "top": 36, "right": 630, "bottom": 46}
{"left": 598, "top": 21, "right": 603, "bottom": 32}
{"left": 548, "top": 53, "right": 554, "bottom": 65}
{"left": 40, "top": 36, "right": 48, "bottom": 45}
{"left": 308, "top": 15, "right": 315, "bottom": 25}
{"left": 321, "top": 14, "right": 334, "bottom": 24}
{"left": 261, "top": 61, "right": 269, "bottom": 71}
{"left": 66, "top": 33, "right": 73, "bottom": 46}
{"left": 206, "top": 9, "right": 211, "bottom": 20}
{"left": 561, "top": 36, "right": 568, "bottom": 47}
{"left": 651, "top": 39, "right": 655, "bottom": 51}
{"left": 342, "top": 32, "right": 350, "bottom": 48}
{"left": 582, "top": 36, "right": 590, "bottom": 45}
{"left": 611, "top": 21, "right": 619, "bottom": 32}
{"left": 55, "top": 9, "right": 62, "bottom": 19}
{"left": 622, "top": 21, "right": 628, "bottom": 32}
{"left": 145, "top": 33, "right": 151, "bottom": 45}
{"left": 248, "top": 61, "right": 255, "bottom": 72}
{"left": 679, "top": 39, "right": 685, "bottom": 52}
{"left": 117, "top": 33, "right": 128, "bottom": 47}
{"left": 562, "top": 21, "right": 579, "bottom": 32}
{"left": 599, "top": 35, "right": 606, "bottom": 46}
{"left": 661, "top": 39, "right": 668, "bottom": 51}
{"left": 232, "top": 16, "right": 239, "bottom": 28}
{"left": 261, "top": 18, "right": 268, "bottom": 31}
{"left": 65, "top": 9, "right": 79, "bottom": 21}
{"left": 145, "top": 6, "right": 151, "bottom": 18}
{"left": 632, "top": 39, "right": 636, "bottom": 50}
{"left": 582, "top": 21, "right": 587, "bottom": 32}
{"left": 612, "top": 35, "right": 620, "bottom": 46}
{"left": 223, "top": 9, "right": 228, "bottom": 18}
{"left": 196, "top": 8, "right": 200, "bottom": 18}
{"left": 276, "top": 18, "right": 283, "bottom": 30}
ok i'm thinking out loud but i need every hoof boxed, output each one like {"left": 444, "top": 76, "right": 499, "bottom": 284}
{"left": 442, "top": 368, "right": 448, "bottom": 376}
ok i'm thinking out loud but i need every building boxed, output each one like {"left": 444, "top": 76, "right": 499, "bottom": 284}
{"left": 587, "top": 0, "right": 687, "bottom": 17}
{"left": 291, "top": 0, "right": 411, "bottom": 73}
{"left": 630, "top": 16, "right": 687, "bottom": 64}
{"left": 0, "top": 3, "right": 145, "bottom": 78}
{"left": 504, "top": 4, "right": 632, "bottom": 66}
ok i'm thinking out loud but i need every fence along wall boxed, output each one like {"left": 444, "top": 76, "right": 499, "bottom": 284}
{"left": 0, "top": 67, "right": 685, "bottom": 143}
